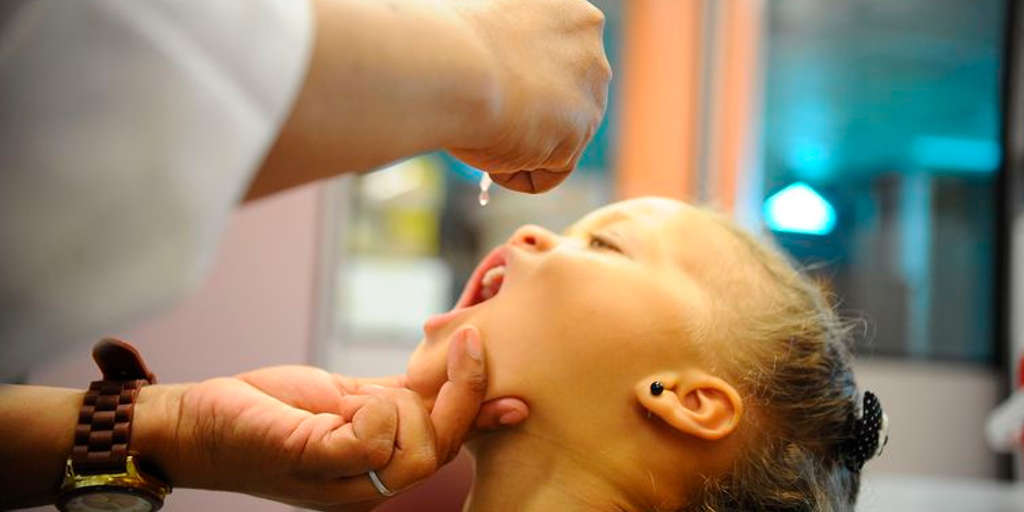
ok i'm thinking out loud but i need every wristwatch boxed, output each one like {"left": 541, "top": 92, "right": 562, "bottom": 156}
{"left": 56, "top": 338, "right": 172, "bottom": 512}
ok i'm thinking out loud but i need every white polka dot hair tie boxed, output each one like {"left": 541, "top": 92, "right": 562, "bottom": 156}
{"left": 840, "top": 390, "right": 888, "bottom": 472}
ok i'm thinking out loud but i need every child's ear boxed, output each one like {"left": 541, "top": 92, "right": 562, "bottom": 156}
{"left": 635, "top": 371, "right": 743, "bottom": 441}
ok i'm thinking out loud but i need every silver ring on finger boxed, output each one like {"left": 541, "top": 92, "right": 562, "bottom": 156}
{"left": 368, "top": 469, "right": 396, "bottom": 497}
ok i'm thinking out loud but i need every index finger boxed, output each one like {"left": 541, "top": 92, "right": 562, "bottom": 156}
{"left": 429, "top": 326, "right": 488, "bottom": 463}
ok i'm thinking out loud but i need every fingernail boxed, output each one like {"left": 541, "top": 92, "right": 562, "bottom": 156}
{"left": 465, "top": 329, "right": 483, "bottom": 361}
{"left": 498, "top": 410, "right": 524, "bottom": 425}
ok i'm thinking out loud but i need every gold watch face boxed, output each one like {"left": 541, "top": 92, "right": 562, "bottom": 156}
{"left": 64, "top": 490, "right": 156, "bottom": 512}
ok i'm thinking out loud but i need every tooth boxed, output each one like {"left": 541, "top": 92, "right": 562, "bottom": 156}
{"left": 480, "top": 266, "right": 505, "bottom": 299}
{"left": 481, "top": 266, "right": 505, "bottom": 288}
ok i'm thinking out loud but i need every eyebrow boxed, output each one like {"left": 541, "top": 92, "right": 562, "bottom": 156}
{"left": 568, "top": 208, "right": 635, "bottom": 235}
{"left": 595, "top": 209, "right": 634, "bottom": 227}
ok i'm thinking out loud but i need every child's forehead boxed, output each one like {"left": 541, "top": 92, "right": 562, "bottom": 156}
{"left": 565, "top": 197, "right": 694, "bottom": 233}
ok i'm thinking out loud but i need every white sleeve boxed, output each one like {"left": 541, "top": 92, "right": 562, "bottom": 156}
{"left": 0, "top": 0, "right": 313, "bottom": 378}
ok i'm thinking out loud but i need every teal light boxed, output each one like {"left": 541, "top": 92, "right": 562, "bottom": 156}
{"left": 764, "top": 182, "right": 837, "bottom": 235}
{"left": 786, "top": 139, "right": 832, "bottom": 180}
{"left": 910, "top": 136, "right": 1000, "bottom": 173}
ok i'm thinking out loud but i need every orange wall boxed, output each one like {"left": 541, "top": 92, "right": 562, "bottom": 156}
{"left": 616, "top": 0, "right": 763, "bottom": 213}
{"left": 616, "top": 0, "right": 704, "bottom": 200}
{"left": 708, "top": 0, "right": 763, "bottom": 211}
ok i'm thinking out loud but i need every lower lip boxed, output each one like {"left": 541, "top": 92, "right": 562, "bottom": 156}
{"left": 423, "top": 246, "right": 509, "bottom": 334}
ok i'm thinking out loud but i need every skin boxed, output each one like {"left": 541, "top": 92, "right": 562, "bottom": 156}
{"left": 0, "top": 327, "right": 522, "bottom": 511}
{"left": 247, "top": 0, "right": 610, "bottom": 199}
{"left": 406, "top": 198, "right": 752, "bottom": 511}
{"left": 2, "top": 0, "right": 610, "bottom": 508}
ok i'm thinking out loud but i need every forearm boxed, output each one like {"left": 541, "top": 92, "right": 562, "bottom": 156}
{"left": 0, "top": 384, "right": 189, "bottom": 509}
{"left": 0, "top": 385, "right": 82, "bottom": 508}
{"left": 246, "top": 0, "right": 498, "bottom": 201}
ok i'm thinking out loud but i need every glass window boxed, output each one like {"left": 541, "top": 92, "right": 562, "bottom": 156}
{"left": 760, "top": 0, "right": 1006, "bottom": 362}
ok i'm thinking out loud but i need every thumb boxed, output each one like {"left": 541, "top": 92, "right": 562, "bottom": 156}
{"left": 430, "top": 326, "right": 488, "bottom": 463}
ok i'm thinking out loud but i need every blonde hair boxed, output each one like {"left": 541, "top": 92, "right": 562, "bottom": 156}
{"left": 683, "top": 213, "right": 864, "bottom": 512}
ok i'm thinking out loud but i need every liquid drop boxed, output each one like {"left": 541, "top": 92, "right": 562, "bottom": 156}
{"left": 478, "top": 173, "right": 492, "bottom": 206}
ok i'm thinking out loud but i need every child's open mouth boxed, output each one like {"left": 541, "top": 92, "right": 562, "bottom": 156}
{"left": 458, "top": 247, "right": 507, "bottom": 308}
{"left": 423, "top": 246, "right": 508, "bottom": 333}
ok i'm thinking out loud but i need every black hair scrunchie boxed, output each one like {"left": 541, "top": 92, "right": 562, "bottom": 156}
{"left": 840, "top": 390, "right": 888, "bottom": 472}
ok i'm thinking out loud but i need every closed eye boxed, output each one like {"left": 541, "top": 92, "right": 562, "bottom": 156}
{"left": 588, "top": 233, "right": 622, "bottom": 253}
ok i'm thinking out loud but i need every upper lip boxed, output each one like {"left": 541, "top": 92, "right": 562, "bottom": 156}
{"left": 454, "top": 245, "right": 509, "bottom": 310}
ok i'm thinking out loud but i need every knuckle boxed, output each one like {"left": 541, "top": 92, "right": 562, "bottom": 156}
{"left": 397, "top": 388, "right": 422, "bottom": 404}
{"left": 332, "top": 373, "right": 358, "bottom": 393}
{"left": 409, "top": 449, "right": 439, "bottom": 477}
{"left": 560, "top": 156, "right": 580, "bottom": 174}
{"left": 464, "top": 371, "right": 488, "bottom": 394}
{"left": 368, "top": 393, "right": 395, "bottom": 411}
{"left": 365, "top": 439, "right": 394, "bottom": 468}
{"left": 399, "top": 448, "right": 440, "bottom": 479}
{"left": 584, "top": 3, "right": 606, "bottom": 25}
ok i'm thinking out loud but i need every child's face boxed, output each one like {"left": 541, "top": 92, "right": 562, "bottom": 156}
{"left": 406, "top": 197, "right": 746, "bottom": 426}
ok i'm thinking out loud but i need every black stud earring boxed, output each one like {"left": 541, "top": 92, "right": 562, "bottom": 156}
{"left": 650, "top": 381, "right": 664, "bottom": 396}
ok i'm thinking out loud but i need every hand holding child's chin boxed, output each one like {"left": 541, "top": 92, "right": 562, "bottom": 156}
{"left": 131, "top": 325, "right": 529, "bottom": 511}
{"left": 407, "top": 325, "right": 530, "bottom": 432}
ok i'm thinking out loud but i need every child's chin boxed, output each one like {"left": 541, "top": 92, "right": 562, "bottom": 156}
{"left": 405, "top": 351, "right": 446, "bottom": 401}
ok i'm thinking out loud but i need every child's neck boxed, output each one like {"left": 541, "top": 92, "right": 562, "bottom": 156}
{"left": 464, "top": 430, "right": 644, "bottom": 512}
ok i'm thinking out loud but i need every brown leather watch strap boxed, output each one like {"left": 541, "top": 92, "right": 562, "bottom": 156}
{"left": 71, "top": 338, "right": 157, "bottom": 474}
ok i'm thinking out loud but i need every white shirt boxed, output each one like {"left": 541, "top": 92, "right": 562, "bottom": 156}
{"left": 0, "top": 0, "right": 313, "bottom": 379}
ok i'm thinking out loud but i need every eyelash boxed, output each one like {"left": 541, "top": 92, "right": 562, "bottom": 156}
{"left": 588, "top": 233, "right": 622, "bottom": 253}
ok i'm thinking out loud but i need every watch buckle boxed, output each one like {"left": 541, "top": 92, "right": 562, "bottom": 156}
{"left": 61, "top": 455, "right": 171, "bottom": 500}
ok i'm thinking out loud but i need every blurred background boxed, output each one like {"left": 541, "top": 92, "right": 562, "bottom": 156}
{"left": 26, "top": 0, "right": 1024, "bottom": 510}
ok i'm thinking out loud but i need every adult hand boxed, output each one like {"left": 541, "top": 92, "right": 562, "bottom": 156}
{"left": 131, "top": 327, "right": 525, "bottom": 511}
{"left": 341, "top": 328, "right": 502, "bottom": 512}
{"left": 447, "top": 0, "right": 612, "bottom": 194}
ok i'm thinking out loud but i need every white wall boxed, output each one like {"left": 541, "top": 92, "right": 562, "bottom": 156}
{"left": 856, "top": 358, "right": 1001, "bottom": 479}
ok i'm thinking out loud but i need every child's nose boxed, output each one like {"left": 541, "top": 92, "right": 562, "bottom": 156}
{"left": 509, "top": 225, "right": 558, "bottom": 252}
